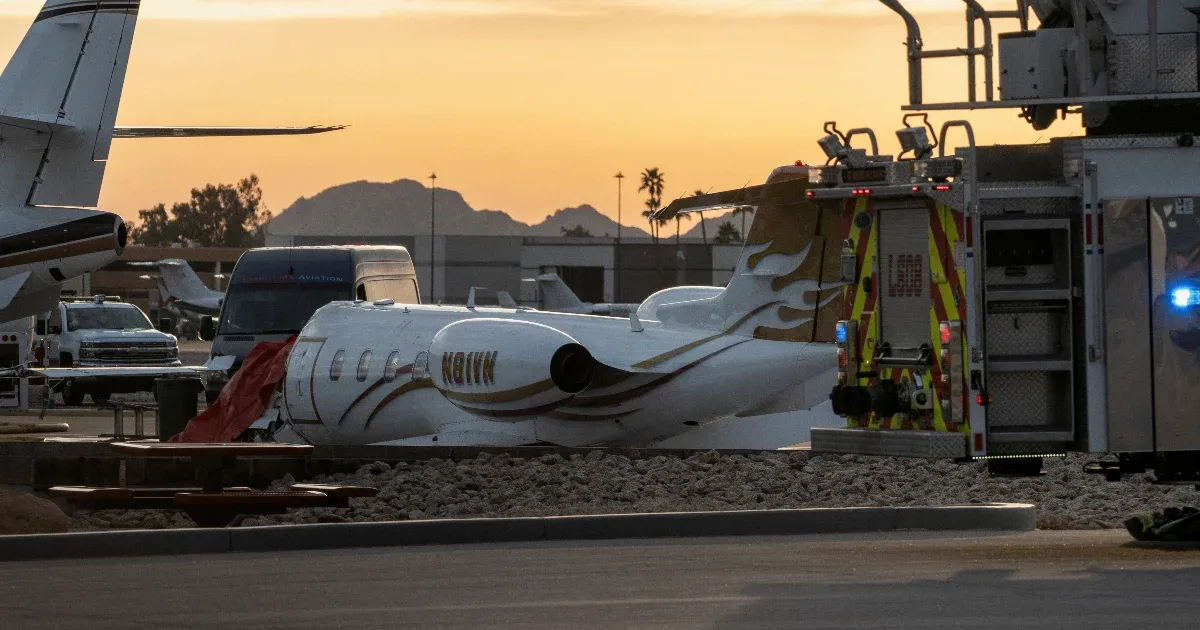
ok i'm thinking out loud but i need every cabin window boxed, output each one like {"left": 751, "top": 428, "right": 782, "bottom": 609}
{"left": 356, "top": 350, "right": 373, "bottom": 382}
{"left": 384, "top": 351, "right": 403, "bottom": 382}
{"left": 330, "top": 349, "right": 346, "bottom": 381}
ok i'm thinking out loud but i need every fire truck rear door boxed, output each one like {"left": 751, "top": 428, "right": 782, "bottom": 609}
{"left": 877, "top": 200, "right": 932, "bottom": 360}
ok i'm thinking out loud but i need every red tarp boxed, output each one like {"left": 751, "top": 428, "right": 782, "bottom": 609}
{"left": 170, "top": 336, "right": 296, "bottom": 443}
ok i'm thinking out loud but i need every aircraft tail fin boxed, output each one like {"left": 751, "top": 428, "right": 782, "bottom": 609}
{"left": 0, "top": 0, "right": 141, "bottom": 209}
{"left": 534, "top": 274, "right": 584, "bottom": 310}
{"left": 157, "top": 259, "right": 215, "bottom": 301}
{"left": 654, "top": 169, "right": 843, "bottom": 343}
{"left": 496, "top": 290, "right": 519, "bottom": 309}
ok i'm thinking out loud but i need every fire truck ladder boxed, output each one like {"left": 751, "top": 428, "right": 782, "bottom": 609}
{"left": 879, "top": 0, "right": 1031, "bottom": 105}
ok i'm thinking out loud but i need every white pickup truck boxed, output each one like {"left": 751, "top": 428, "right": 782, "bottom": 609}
{"left": 36, "top": 296, "right": 180, "bottom": 405}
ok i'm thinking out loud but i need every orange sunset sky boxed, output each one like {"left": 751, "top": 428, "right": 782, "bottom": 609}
{"left": 0, "top": 1, "right": 1066, "bottom": 227}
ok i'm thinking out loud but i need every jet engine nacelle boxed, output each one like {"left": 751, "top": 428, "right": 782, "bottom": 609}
{"left": 428, "top": 318, "right": 596, "bottom": 418}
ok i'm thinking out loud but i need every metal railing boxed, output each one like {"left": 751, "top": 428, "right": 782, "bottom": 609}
{"left": 879, "top": 0, "right": 1030, "bottom": 105}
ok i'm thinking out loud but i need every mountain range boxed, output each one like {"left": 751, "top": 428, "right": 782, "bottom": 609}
{"left": 267, "top": 178, "right": 741, "bottom": 241}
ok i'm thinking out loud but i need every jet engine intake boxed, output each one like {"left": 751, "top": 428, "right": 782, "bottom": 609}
{"left": 114, "top": 216, "right": 128, "bottom": 255}
{"left": 550, "top": 343, "right": 595, "bottom": 394}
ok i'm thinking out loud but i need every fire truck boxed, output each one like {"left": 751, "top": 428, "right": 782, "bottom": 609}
{"left": 661, "top": 0, "right": 1200, "bottom": 481}
{"left": 797, "top": 0, "right": 1200, "bottom": 481}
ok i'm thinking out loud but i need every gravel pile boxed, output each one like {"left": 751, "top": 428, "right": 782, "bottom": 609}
{"left": 68, "top": 451, "right": 1198, "bottom": 532}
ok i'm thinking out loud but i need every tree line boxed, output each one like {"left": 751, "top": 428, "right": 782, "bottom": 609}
{"left": 130, "top": 174, "right": 271, "bottom": 248}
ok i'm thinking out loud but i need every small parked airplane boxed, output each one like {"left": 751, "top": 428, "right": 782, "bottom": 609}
{"left": 260, "top": 165, "right": 840, "bottom": 448}
{"left": 510, "top": 273, "right": 723, "bottom": 317}
{"left": 0, "top": 0, "right": 341, "bottom": 324}
{"left": 526, "top": 274, "right": 642, "bottom": 317}
{"left": 131, "top": 259, "right": 224, "bottom": 319}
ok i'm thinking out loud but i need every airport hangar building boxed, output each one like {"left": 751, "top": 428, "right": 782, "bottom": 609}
{"left": 80, "top": 237, "right": 742, "bottom": 315}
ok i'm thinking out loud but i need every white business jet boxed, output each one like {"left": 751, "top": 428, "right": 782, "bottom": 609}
{"left": 0, "top": 0, "right": 341, "bottom": 324}
{"left": 266, "top": 166, "right": 841, "bottom": 447}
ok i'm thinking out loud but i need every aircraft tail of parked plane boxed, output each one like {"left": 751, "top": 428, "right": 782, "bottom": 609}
{"left": 0, "top": 0, "right": 140, "bottom": 210}
{"left": 653, "top": 166, "right": 841, "bottom": 344}
{"left": 130, "top": 259, "right": 223, "bottom": 319}
{"left": 0, "top": 1, "right": 344, "bottom": 324}
{"left": 496, "top": 290, "right": 521, "bottom": 310}
{"left": 533, "top": 274, "right": 584, "bottom": 310}
{"left": 0, "top": 0, "right": 143, "bottom": 321}
{"left": 155, "top": 259, "right": 218, "bottom": 303}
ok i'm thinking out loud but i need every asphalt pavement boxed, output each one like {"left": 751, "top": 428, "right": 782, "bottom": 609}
{"left": 3, "top": 529, "right": 1199, "bottom": 628}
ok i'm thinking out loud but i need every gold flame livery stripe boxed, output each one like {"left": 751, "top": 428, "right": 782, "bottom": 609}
{"left": 363, "top": 379, "right": 435, "bottom": 429}
{"left": 440, "top": 379, "right": 557, "bottom": 404}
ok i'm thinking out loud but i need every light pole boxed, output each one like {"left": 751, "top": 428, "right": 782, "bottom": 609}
{"left": 428, "top": 172, "right": 437, "bottom": 303}
{"left": 614, "top": 171, "right": 624, "bottom": 302}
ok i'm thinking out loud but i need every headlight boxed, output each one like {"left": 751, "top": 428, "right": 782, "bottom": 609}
{"left": 79, "top": 341, "right": 98, "bottom": 349}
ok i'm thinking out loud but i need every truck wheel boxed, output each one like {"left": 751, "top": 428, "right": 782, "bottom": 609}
{"left": 90, "top": 391, "right": 111, "bottom": 404}
{"left": 61, "top": 380, "right": 85, "bottom": 407}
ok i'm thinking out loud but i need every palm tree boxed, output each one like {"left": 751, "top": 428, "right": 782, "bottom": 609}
{"left": 642, "top": 200, "right": 658, "bottom": 242}
{"left": 638, "top": 167, "right": 666, "bottom": 244}
{"left": 713, "top": 220, "right": 741, "bottom": 245}
{"left": 693, "top": 189, "right": 708, "bottom": 246}
{"left": 674, "top": 210, "right": 693, "bottom": 245}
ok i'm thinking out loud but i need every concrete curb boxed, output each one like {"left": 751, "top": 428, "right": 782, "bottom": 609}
{"left": 0, "top": 504, "right": 1036, "bottom": 561}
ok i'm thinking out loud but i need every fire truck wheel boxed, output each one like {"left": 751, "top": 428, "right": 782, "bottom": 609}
{"left": 61, "top": 380, "right": 85, "bottom": 407}
{"left": 90, "top": 391, "right": 110, "bottom": 404}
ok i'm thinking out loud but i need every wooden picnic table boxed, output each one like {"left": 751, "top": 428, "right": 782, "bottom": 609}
{"left": 52, "top": 442, "right": 375, "bottom": 527}
{"left": 110, "top": 442, "right": 314, "bottom": 492}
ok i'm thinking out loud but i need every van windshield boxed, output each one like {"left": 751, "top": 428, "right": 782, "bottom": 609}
{"left": 218, "top": 284, "right": 352, "bottom": 335}
{"left": 217, "top": 251, "right": 355, "bottom": 336}
{"left": 67, "top": 306, "right": 152, "bottom": 331}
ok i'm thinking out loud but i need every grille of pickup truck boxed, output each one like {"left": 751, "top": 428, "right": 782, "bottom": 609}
{"left": 86, "top": 341, "right": 176, "bottom": 363}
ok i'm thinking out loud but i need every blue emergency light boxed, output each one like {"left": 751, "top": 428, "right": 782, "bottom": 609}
{"left": 835, "top": 321, "right": 848, "bottom": 345}
{"left": 1172, "top": 286, "right": 1200, "bottom": 308}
